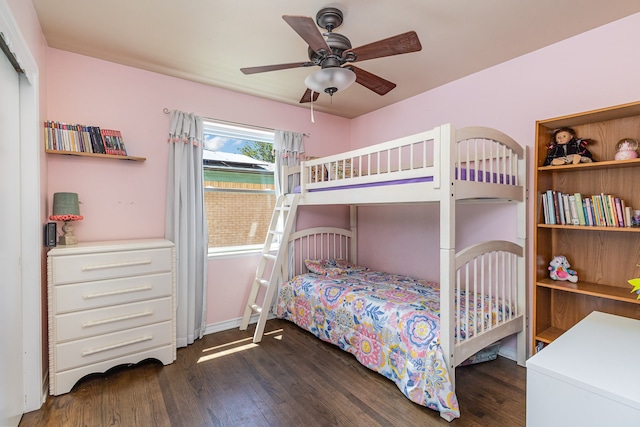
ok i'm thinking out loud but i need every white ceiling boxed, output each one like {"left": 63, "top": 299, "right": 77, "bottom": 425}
{"left": 31, "top": 0, "right": 640, "bottom": 119}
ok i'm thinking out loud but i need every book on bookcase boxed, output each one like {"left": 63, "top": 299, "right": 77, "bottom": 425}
{"left": 574, "top": 193, "right": 586, "bottom": 226}
{"left": 585, "top": 197, "right": 594, "bottom": 226}
{"left": 568, "top": 194, "right": 580, "bottom": 225}
{"left": 542, "top": 190, "right": 631, "bottom": 227}
{"left": 545, "top": 190, "right": 556, "bottom": 225}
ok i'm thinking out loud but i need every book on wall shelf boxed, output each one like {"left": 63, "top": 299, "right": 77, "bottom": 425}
{"left": 100, "top": 128, "right": 127, "bottom": 156}
{"left": 44, "top": 120, "right": 143, "bottom": 161}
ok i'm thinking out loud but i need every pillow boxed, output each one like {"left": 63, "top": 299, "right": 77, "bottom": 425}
{"left": 305, "top": 156, "right": 328, "bottom": 183}
{"left": 330, "top": 159, "right": 359, "bottom": 180}
{"left": 304, "top": 259, "right": 367, "bottom": 276}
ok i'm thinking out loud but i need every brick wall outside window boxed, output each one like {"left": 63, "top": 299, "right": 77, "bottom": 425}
{"left": 205, "top": 180, "right": 275, "bottom": 248}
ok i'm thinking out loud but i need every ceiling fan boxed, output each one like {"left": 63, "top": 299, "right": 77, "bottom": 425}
{"left": 240, "top": 7, "right": 422, "bottom": 103}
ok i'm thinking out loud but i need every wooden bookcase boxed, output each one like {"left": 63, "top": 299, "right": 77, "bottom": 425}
{"left": 533, "top": 101, "right": 640, "bottom": 351}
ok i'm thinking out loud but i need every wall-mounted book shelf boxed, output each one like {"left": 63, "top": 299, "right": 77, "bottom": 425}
{"left": 46, "top": 149, "right": 146, "bottom": 162}
{"left": 43, "top": 120, "right": 144, "bottom": 161}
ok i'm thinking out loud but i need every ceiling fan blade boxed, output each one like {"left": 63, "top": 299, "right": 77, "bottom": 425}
{"left": 299, "top": 88, "right": 320, "bottom": 104}
{"left": 241, "top": 61, "right": 314, "bottom": 75}
{"left": 283, "top": 15, "right": 331, "bottom": 53}
{"left": 346, "top": 31, "right": 422, "bottom": 62}
{"left": 350, "top": 66, "right": 396, "bottom": 95}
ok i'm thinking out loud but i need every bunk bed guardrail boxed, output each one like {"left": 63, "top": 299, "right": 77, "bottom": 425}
{"left": 284, "top": 124, "right": 525, "bottom": 204}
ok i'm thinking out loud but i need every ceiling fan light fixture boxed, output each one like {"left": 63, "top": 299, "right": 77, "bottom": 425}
{"left": 304, "top": 67, "right": 356, "bottom": 96}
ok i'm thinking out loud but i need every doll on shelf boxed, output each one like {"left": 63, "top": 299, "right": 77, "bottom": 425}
{"left": 543, "top": 127, "right": 594, "bottom": 166}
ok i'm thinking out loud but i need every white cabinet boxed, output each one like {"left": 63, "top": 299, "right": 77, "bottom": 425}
{"left": 526, "top": 311, "right": 640, "bottom": 426}
{"left": 47, "top": 239, "right": 176, "bottom": 395}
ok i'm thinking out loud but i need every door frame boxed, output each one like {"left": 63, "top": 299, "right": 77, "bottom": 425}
{"left": 0, "top": 2, "right": 44, "bottom": 412}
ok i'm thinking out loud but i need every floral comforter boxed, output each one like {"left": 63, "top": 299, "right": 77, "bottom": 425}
{"left": 276, "top": 269, "right": 461, "bottom": 421}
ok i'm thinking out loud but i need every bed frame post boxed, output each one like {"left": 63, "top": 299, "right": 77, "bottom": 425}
{"left": 516, "top": 146, "right": 529, "bottom": 366}
{"left": 350, "top": 205, "right": 358, "bottom": 264}
{"left": 438, "top": 123, "right": 457, "bottom": 385}
{"left": 440, "top": 248, "right": 456, "bottom": 386}
{"left": 439, "top": 123, "right": 455, "bottom": 249}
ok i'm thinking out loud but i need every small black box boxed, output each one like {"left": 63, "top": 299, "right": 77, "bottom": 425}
{"left": 45, "top": 222, "right": 57, "bottom": 247}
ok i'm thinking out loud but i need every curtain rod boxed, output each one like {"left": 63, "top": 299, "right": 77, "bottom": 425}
{"left": 163, "top": 108, "right": 309, "bottom": 137}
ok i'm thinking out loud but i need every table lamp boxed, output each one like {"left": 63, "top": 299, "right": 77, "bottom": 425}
{"left": 49, "top": 192, "right": 83, "bottom": 245}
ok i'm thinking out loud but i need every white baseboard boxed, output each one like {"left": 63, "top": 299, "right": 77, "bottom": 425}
{"left": 40, "top": 371, "right": 49, "bottom": 407}
{"left": 203, "top": 313, "right": 276, "bottom": 336}
{"left": 498, "top": 344, "right": 517, "bottom": 362}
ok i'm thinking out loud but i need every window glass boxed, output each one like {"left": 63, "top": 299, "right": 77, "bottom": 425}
{"left": 203, "top": 120, "right": 276, "bottom": 253}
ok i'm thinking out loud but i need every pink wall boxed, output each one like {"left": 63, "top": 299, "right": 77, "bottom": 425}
{"left": 45, "top": 12, "right": 640, "bottom": 332}
{"left": 45, "top": 49, "right": 350, "bottom": 326}
{"left": 46, "top": 49, "right": 350, "bottom": 241}
{"left": 352, "top": 13, "right": 640, "bottom": 281}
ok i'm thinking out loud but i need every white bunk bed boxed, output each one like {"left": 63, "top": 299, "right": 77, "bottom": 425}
{"left": 240, "top": 123, "right": 527, "bottom": 421}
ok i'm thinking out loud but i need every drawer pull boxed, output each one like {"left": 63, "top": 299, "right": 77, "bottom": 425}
{"left": 82, "top": 310, "right": 154, "bottom": 328}
{"left": 81, "top": 335, "right": 153, "bottom": 356}
{"left": 81, "top": 259, "right": 152, "bottom": 271}
{"left": 83, "top": 285, "right": 153, "bottom": 299}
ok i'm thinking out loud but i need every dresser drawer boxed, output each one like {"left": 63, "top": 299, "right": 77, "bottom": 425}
{"left": 51, "top": 248, "right": 172, "bottom": 284}
{"left": 55, "top": 321, "right": 172, "bottom": 372}
{"left": 54, "top": 272, "right": 172, "bottom": 314}
{"left": 55, "top": 297, "right": 172, "bottom": 342}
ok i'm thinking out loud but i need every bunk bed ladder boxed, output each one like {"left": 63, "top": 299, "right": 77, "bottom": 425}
{"left": 239, "top": 194, "right": 299, "bottom": 343}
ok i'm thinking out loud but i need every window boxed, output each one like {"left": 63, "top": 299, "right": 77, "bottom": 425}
{"left": 203, "top": 120, "right": 276, "bottom": 254}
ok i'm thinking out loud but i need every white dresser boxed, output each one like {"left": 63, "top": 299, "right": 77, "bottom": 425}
{"left": 526, "top": 311, "right": 640, "bottom": 426}
{"left": 47, "top": 239, "right": 176, "bottom": 395}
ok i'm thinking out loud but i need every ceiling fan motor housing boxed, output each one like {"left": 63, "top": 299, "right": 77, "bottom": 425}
{"left": 316, "top": 7, "right": 343, "bottom": 31}
{"left": 308, "top": 32, "right": 352, "bottom": 66}
{"left": 241, "top": 6, "right": 422, "bottom": 102}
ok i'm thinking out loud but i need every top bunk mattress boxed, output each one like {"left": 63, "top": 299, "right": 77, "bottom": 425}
{"left": 293, "top": 168, "right": 517, "bottom": 193}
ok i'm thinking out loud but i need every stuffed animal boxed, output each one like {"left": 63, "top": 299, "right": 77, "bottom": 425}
{"left": 543, "top": 127, "right": 594, "bottom": 166}
{"left": 548, "top": 255, "right": 578, "bottom": 283}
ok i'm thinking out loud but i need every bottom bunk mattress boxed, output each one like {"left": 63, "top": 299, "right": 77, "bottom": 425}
{"left": 276, "top": 265, "right": 462, "bottom": 421}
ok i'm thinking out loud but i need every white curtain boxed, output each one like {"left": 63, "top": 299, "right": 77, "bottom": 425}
{"left": 273, "top": 130, "right": 305, "bottom": 196}
{"left": 165, "top": 110, "right": 208, "bottom": 347}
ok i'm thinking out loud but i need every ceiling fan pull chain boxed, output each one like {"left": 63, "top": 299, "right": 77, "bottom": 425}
{"left": 310, "top": 91, "right": 315, "bottom": 123}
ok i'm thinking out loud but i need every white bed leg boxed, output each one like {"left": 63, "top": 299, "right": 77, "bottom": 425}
{"left": 516, "top": 323, "right": 527, "bottom": 367}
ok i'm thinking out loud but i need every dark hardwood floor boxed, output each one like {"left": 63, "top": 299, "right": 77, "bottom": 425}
{"left": 20, "top": 319, "right": 526, "bottom": 426}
